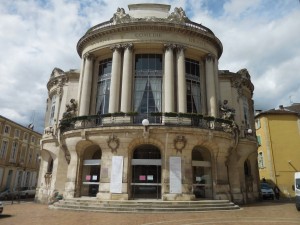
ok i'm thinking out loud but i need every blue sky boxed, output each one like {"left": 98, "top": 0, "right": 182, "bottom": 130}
{"left": 0, "top": 0, "right": 300, "bottom": 133}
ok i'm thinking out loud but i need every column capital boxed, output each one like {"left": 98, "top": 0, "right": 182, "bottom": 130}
{"left": 110, "top": 44, "right": 123, "bottom": 52}
{"left": 164, "top": 43, "right": 177, "bottom": 51}
{"left": 175, "top": 44, "right": 186, "bottom": 52}
{"left": 83, "top": 52, "right": 95, "bottom": 61}
{"left": 122, "top": 43, "right": 133, "bottom": 50}
{"left": 205, "top": 53, "right": 216, "bottom": 62}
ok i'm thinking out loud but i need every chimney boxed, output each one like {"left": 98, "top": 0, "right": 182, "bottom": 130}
{"left": 279, "top": 105, "right": 284, "bottom": 110}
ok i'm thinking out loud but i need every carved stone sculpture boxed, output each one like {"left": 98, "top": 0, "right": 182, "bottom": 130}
{"left": 62, "top": 99, "right": 78, "bottom": 119}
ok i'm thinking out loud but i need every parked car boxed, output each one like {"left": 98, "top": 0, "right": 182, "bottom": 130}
{"left": 0, "top": 201, "right": 3, "bottom": 214}
{"left": 19, "top": 187, "right": 36, "bottom": 198}
{"left": 260, "top": 183, "right": 275, "bottom": 200}
{"left": 0, "top": 189, "right": 18, "bottom": 200}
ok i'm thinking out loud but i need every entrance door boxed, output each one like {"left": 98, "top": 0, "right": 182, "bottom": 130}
{"left": 192, "top": 148, "right": 213, "bottom": 199}
{"left": 131, "top": 146, "right": 161, "bottom": 199}
{"left": 81, "top": 150, "right": 101, "bottom": 197}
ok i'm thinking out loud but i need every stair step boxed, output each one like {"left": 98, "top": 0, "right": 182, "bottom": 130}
{"left": 50, "top": 199, "right": 239, "bottom": 212}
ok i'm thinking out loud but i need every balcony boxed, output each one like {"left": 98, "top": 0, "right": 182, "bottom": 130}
{"left": 59, "top": 113, "right": 237, "bottom": 135}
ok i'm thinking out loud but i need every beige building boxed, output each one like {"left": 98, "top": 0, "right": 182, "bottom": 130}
{"left": 37, "top": 4, "right": 259, "bottom": 205}
{"left": 0, "top": 115, "right": 41, "bottom": 193}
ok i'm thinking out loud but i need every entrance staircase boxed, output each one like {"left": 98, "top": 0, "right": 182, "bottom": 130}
{"left": 49, "top": 198, "right": 240, "bottom": 212}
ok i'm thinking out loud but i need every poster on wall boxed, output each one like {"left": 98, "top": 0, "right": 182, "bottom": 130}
{"left": 169, "top": 156, "right": 182, "bottom": 194}
{"left": 86, "top": 175, "right": 91, "bottom": 181}
{"left": 139, "top": 175, "right": 146, "bottom": 181}
{"left": 110, "top": 156, "right": 123, "bottom": 193}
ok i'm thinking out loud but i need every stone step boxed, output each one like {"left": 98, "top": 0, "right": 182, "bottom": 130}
{"left": 50, "top": 199, "right": 240, "bottom": 212}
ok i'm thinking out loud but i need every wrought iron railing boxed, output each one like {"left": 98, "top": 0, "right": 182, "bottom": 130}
{"left": 59, "top": 113, "right": 237, "bottom": 134}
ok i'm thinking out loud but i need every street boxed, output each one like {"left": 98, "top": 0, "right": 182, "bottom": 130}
{"left": 0, "top": 199, "right": 299, "bottom": 225}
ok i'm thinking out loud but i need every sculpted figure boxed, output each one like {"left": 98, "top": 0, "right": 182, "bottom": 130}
{"left": 62, "top": 99, "right": 77, "bottom": 119}
{"left": 112, "top": 7, "right": 130, "bottom": 24}
{"left": 220, "top": 100, "right": 235, "bottom": 120}
{"left": 168, "top": 7, "right": 188, "bottom": 23}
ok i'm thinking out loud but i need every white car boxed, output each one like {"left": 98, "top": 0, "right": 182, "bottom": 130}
{"left": 19, "top": 187, "right": 36, "bottom": 198}
{"left": 0, "top": 201, "right": 3, "bottom": 214}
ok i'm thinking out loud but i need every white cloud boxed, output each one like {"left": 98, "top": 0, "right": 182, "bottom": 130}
{"left": 0, "top": 0, "right": 300, "bottom": 133}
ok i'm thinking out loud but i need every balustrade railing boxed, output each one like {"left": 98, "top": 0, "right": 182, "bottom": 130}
{"left": 59, "top": 113, "right": 238, "bottom": 134}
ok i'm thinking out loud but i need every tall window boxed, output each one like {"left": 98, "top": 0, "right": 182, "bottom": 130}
{"left": 96, "top": 58, "right": 112, "bottom": 114}
{"left": 10, "top": 141, "right": 18, "bottom": 162}
{"left": 185, "top": 58, "right": 201, "bottom": 113}
{"left": 258, "top": 152, "right": 265, "bottom": 169}
{"left": 4, "top": 125, "right": 10, "bottom": 135}
{"left": 0, "top": 140, "right": 8, "bottom": 159}
{"left": 243, "top": 96, "right": 250, "bottom": 128}
{"left": 134, "top": 54, "right": 162, "bottom": 115}
{"left": 14, "top": 129, "right": 20, "bottom": 138}
{"left": 49, "top": 95, "right": 56, "bottom": 125}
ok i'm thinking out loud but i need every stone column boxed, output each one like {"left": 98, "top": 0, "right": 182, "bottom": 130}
{"left": 164, "top": 44, "right": 175, "bottom": 113}
{"left": 79, "top": 53, "right": 94, "bottom": 116}
{"left": 109, "top": 45, "right": 122, "bottom": 113}
{"left": 205, "top": 54, "right": 217, "bottom": 117}
{"left": 120, "top": 43, "right": 133, "bottom": 113}
{"left": 176, "top": 45, "right": 187, "bottom": 113}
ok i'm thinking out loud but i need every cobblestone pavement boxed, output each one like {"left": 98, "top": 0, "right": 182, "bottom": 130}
{"left": 0, "top": 199, "right": 299, "bottom": 225}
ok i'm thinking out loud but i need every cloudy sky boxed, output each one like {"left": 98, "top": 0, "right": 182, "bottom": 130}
{"left": 0, "top": 0, "right": 299, "bottom": 133}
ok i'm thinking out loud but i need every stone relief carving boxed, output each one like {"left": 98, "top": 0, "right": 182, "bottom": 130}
{"left": 62, "top": 99, "right": 78, "bottom": 119}
{"left": 44, "top": 126, "right": 54, "bottom": 136}
{"left": 111, "top": 7, "right": 189, "bottom": 25}
{"left": 107, "top": 134, "right": 120, "bottom": 153}
{"left": 174, "top": 135, "right": 187, "bottom": 153}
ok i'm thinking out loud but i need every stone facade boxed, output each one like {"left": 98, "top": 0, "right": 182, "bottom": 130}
{"left": 36, "top": 4, "right": 259, "bottom": 205}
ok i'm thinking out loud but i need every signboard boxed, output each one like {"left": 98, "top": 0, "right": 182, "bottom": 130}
{"left": 110, "top": 156, "right": 123, "bottom": 193}
{"left": 169, "top": 157, "right": 182, "bottom": 194}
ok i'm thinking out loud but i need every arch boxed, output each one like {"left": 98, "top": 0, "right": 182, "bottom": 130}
{"left": 191, "top": 146, "right": 213, "bottom": 199}
{"left": 127, "top": 137, "right": 164, "bottom": 156}
{"left": 130, "top": 144, "right": 162, "bottom": 199}
{"left": 80, "top": 144, "right": 102, "bottom": 197}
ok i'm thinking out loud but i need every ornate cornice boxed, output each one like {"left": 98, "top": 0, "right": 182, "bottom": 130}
{"left": 77, "top": 19, "right": 223, "bottom": 58}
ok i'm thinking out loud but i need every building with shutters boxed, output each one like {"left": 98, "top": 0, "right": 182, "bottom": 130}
{"left": 0, "top": 115, "right": 41, "bottom": 195}
{"left": 36, "top": 4, "right": 259, "bottom": 204}
{"left": 255, "top": 103, "right": 300, "bottom": 198}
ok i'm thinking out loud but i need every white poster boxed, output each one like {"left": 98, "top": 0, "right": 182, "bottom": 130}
{"left": 110, "top": 156, "right": 123, "bottom": 193}
{"left": 169, "top": 157, "right": 182, "bottom": 194}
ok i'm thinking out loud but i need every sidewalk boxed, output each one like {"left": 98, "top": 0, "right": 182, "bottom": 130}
{"left": 0, "top": 200, "right": 299, "bottom": 225}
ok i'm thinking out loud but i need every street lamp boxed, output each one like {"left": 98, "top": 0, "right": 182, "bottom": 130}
{"left": 142, "top": 118, "right": 149, "bottom": 137}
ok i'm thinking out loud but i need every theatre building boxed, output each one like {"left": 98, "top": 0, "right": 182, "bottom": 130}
{"left": 36, "top": 4, "right": 259, "bottom": 205}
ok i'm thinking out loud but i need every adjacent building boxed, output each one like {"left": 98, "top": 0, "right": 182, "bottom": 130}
{"left": 256, "top": 103, "right": 300, "bottom": 198}
{"left": 0, "top": 115, "right": 41, "bottom": 193}
{"left": 37, "top": 4, "right": 259, "bottom": 204}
